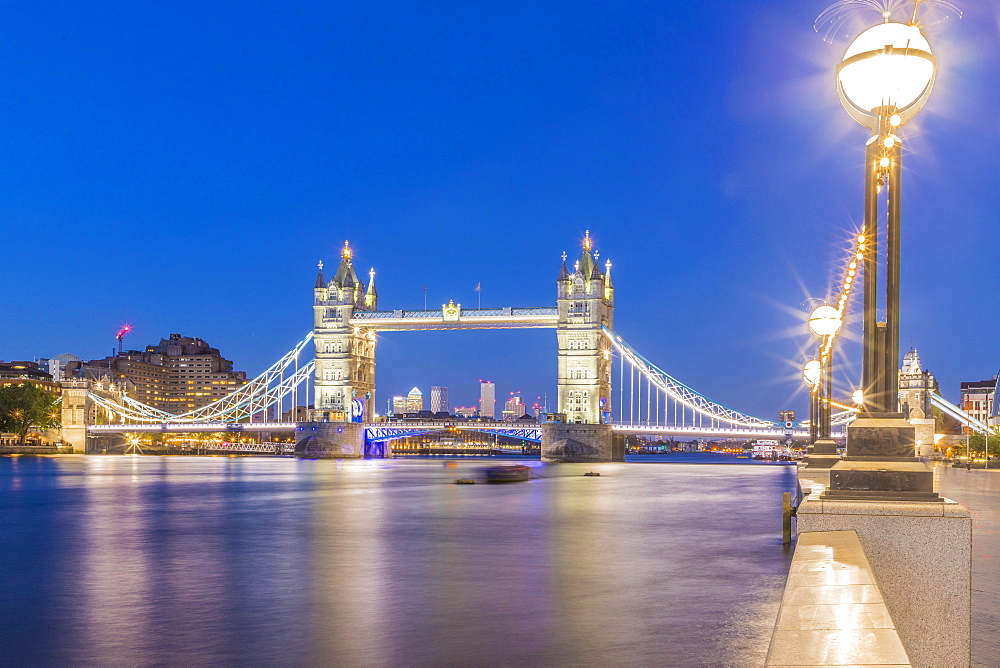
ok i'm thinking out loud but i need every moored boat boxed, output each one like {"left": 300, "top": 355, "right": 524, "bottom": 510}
{"left": 485, "top": 465, "right": 531, "bottom": 483}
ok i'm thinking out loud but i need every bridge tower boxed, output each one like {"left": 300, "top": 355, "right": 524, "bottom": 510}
{"left": 311, "top": 241, "right": 378, "bottom": 423}
{"left": 556, "top": 230, "right": 614, "bottom": 423}
{"left": 297, "top": 241, "right": 378, "bottom": 458}
{"left": 898, "top": 348, "right": 936, "bottom": 457}
{"left": 543, "top": 232, "right": 623, "bottom": 462}
{"left": 59, "top": 378, "right": 127, "bottom": 454}
{"left": 60, "top": 380, "right": 92, "bottom": 453}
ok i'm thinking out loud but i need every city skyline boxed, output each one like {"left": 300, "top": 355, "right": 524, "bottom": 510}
{"left": 385, "top": 382, "right": 544, "bottom": 417}
{"left": 0, "top": 2, "right": 997, "bottom": 420}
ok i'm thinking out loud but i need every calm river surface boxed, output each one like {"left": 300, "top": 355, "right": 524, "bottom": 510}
{"left": 0, "top": 455, "right": 797, "bottom": 665}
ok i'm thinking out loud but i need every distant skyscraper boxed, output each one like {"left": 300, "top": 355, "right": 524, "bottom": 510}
{"left": 431, "top": 386, "right": 449, "bottom": 414}
{"left": 406, "top": 387, "right": 424, "bottom": 413}
{"left": 503, "top": 393, "right": 525, "bottom": 420}
{"left": 392, "top": 395, "right": 409, "bottom": 416}
{"left": 479, "top": 380, "right": 495, "bottom": 419}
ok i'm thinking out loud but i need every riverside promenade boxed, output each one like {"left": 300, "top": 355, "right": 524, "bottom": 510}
{"left": 935, "top": 464, "right": 1000, "bottom": 667}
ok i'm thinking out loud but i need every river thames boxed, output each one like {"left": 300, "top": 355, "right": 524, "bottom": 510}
{"left": 0, "top": 454, "right": 803, "bottom": 665}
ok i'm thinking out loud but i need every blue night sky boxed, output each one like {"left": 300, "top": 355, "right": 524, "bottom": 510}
{"left": 1, "top": 1, "right": 997, "bottom": 418}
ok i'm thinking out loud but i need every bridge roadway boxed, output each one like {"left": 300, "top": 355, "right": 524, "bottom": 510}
{"left": 352, "top": 306, "right": 558, "bottom": 331}
{"left": 89, "top": 422, "right": 297, "bottom": 433}
{"left": 201, "top": 441, "right": 295, "bottom": 454}
{"left": 91, "top": 421, "right": 829, "bottom": 442}
{"left": 613, "top": 424, "right": 839, "bottom": 439}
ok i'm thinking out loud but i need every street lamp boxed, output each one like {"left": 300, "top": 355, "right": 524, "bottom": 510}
{"left": 809, "top": 305, "right": 842, "bottom": 443}
{"left": 803, "top": 360, "right": 821, "bottom": 387}
{"left": 837, "top": 23, "right": 935, "bottom": 127}
{"left": 808, "top": 305, "right": 843, "bottom": 338}
{"left": 837, "top": 21, "right": 934, "bottom": 412}
{"left": 826, "top": 18, "right": 939, "bottom": 501}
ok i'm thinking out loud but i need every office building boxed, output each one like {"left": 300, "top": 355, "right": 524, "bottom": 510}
{"left": 0, "top": 361, "right": 60, "bottom": 393}
{"left": 65, "top": 334, "right": 247, "bottom": 412}
{"left": 430, "top": 386, "right": 449, "bottom": 414}
{"left": 479, "top": 380, "right": 495, "bottom": 419}
{"left": 960, "top": 374, "right": 999, "bottom": 426}
{"left": 37, "top": 353, "right": 80, "bottom": 383}
{"left": 502, "top": 393, "right": 525, "bottom": 421}
{"left": 406, "top": 387, "right": 424, "bottom": 413}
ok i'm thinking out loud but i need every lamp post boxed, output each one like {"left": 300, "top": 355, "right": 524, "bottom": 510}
{"left": 825, "top": 19, "right": 939, "bottom": 500}
{"left": 802, "top": 306, "right": 843, "bottom": 470}
{"left": 809, "top": 305, "right": 842, "bottom": 439}
{"left": 837, "top": 21, "right": 933, "bottom": 413}
{"left": 803, "top": 360, "right": 821, "bottom": 444}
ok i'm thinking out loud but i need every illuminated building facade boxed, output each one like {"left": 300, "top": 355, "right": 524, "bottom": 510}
{"left": 66, "top": 335, "right": 247, "bottom": 411}
{"left": 0, "top": 361, "right": 59, "bottom": 393}
{"left": 502, "top": 393, "right": 525, "bottom": 420}
{"left": 311, "top": 241, "right": 378, "bottom": 422}
{"left": 430, "top": 386, "right": 449, "bottom": 414}
{"left": 960, "top": 374, "right": 998, "bottom": 427}
{"left": 37, "top": 353, "right": 79, "bottom": 383}
{"left": 556, "top": 231, "right": 614, "bottom": 423}
{"left": 479, "top": 381, "right": 495, "bottom": 419}
{"left": 406, "top": 387, "right": 424, "bottom": 413}
{"left": 897, "top": 348, "right": 937, "bottom": 456}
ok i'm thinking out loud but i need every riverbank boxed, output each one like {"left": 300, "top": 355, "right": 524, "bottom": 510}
{"left": 0, "top": 446, "right": 63, "bottom": 455}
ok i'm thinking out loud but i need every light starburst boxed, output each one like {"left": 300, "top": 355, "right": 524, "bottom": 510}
{"left": 815, "top": 0, "right": 962, "bottom": 44}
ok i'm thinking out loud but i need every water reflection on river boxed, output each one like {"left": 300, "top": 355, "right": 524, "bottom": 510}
{"left": 0, "top": 456, "right": 796, "bottom": 665}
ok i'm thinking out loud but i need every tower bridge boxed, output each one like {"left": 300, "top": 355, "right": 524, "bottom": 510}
{"left": 71, "top": 232, "right": 994, "bottom": 461}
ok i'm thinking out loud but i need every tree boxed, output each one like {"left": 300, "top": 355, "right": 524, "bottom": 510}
{"left": 968, "top": 429, "right": 1000, "bottom": 459}
{"left": 0, "top": 383, "right": 61, "bottom": 447}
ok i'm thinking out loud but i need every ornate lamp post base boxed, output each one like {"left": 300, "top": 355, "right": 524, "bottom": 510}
{"left": 822, "top": 413, "right": 939, "bottom": 500}
{"left": 802, "top": 437, "right": 840, "bottom": 469}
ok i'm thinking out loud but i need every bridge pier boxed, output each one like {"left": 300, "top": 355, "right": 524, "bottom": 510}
{"left": 541, "top": 423, "right": 623, "bottom": 463}
{"left": 294, "top": 422, "right": 365, "bottom": 459}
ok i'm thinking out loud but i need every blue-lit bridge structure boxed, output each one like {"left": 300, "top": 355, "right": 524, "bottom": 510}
{"left": 81, "top": 326, "right": 993, "bottom": 449}
{"left": 72, "top": 235, "right": 992, "bottom": 456}
{"left": 82, "top": 322, "right": 840, "bottom": 450}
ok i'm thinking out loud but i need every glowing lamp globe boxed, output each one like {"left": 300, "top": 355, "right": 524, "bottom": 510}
{"left": 837, "top": 22, "right": 935, "bottom": 127}
{"left": 809, "top": 305, "right": 843, "bottom": 337}
{"left": 803, "top": 360, "right": 822, "bottom": 387}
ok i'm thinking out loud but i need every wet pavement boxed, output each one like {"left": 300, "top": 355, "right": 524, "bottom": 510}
{"left": 934, "top": 464, "right": 1000, "bottom": 667}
